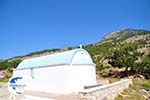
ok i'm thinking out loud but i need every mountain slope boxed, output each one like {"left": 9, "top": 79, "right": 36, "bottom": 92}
{"left": 8, "top": 29, "right": 150, "bottom": 62}
{"left": 100, "top": 29, "right": 150, "bottom": 44}
{"left": 0, "top": 28, "right": 150, "bottom": 80}
{"left": 87, "top": 29, "right": 150, "bottom": 54}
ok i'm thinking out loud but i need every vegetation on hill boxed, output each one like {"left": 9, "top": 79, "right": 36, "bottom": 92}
{"left": 116, "top": 78, "right": 150, "bottom": 100}
{"left": 0, "top": 59, "right": 22, "bottom": 71}
{"left": 0, "top": 29, "right": 150, "bottom": 82}
{"left": 84, "top": 29, "right": 150, "bottom": 78}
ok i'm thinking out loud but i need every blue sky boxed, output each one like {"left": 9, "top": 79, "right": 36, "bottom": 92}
{"left": 0, "top": 0, "right": 150, "bottom": 59}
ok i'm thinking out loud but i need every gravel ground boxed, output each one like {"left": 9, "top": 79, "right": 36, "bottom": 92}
{"left": 0, "top": 83, "right": 10, "bottom": 100}
{"left": 0, "top": 83, "right": 78, "bottom": 100}
{"left": 0, "top": 83, "right": 25, "bottom": 100}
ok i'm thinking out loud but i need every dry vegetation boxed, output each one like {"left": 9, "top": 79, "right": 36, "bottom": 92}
{"left": 116, "top": 78, "right": 150, "bottom": 100}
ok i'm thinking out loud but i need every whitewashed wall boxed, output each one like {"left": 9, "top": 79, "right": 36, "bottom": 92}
{"left": 13, "top": 64, "right": 96, "bottom": 94}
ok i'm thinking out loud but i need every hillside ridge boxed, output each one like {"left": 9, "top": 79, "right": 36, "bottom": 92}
{"left": 7, "top": 28, "right": 150, "bottom": 61}
{"left": 100, "top": 28, "right": 150, "bottom": 44}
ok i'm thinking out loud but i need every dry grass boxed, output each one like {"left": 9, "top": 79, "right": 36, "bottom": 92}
{"left": 115, "top": 78, "right": 150, "bottom": 100}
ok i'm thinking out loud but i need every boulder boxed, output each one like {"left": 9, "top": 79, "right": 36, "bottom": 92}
{"left": 139, "top": 89, "right": 150, "bottom": 99}
{"left": 0, "top": 71, "right": 5, "bottom": 79}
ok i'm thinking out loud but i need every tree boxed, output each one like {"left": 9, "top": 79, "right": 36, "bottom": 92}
{"left": 108, "top": 44, "right": 139, "bottom": 71}
{"left": 0, "top": 59, "right": 22, "bottom": 70}
{"left": 108, "top": 43, "right": 150, "bottom": 78}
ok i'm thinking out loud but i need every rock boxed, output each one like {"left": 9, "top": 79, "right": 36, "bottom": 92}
{"left": 118, "top": 93, "right": 129, "bottom": 98}
{"left": 0, "top": 71, "right": 5, "bottom": 79}
{"left": 97, "top": 79, "right": 109, "bottom": 85}
{"left": 140, "top": 89, "right": 149, "bottom": 95}
{"left": 0, "top": 94, "right": 3, "bottom": 97}
{"left": 148, "top": 90, "right": 150, "bottom": 95}
{"left": 128, "top": 76, "right": 134, "bottom": 79}
{"left": 137, "top": 74, "right": 145, "bottom": 80}
{"left": 139, "top": 89, "right": 150, "bottom": 99}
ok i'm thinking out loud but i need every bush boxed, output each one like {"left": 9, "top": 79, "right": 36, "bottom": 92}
{"left": 0, "top": 59, "right": 22, "bottom": 70}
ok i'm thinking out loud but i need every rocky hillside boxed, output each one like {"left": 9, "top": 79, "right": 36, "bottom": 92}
{"left": 1, "top": 29, "right": 149, "bottom": 78}
{"left": 85, "top": 29, "right": 150, "bottom": 63}
{"left": 100, "top": 29, "right": 150, "bottom": 44}
{"left": 8, "top": 29, "right": 150, "bottom": 61}
{"left": 7, "top": 47, "right": 79, "bottom": 61}
{"left": 0, "top": 29, "right": 149, "bottom": 100}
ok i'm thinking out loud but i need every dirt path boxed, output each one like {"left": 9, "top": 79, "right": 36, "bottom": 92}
{"left": 0, "top": 83, "right": 78, "bottom": 100}
{"left": 0, "top": 83, "right": 10, "bottom": 100}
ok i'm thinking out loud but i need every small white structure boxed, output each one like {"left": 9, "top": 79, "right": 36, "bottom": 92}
{"left": 13, "top": 49, "right": 96, "bottom": 93}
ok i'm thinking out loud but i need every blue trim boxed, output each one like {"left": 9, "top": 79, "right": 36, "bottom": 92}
{"left": 30, "top": 68, "right": 34, "bottom": 79}
{"left": 14, "top": 63, "right": 95, "bottom": 70}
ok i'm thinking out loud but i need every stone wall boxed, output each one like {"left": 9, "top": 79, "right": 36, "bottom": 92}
{"left": 79, "top": 79, "right": 132, "bottom": 100}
